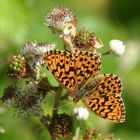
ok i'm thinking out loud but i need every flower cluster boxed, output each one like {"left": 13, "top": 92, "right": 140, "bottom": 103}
{"left": 2, "top": 82, "right": 46, "bottom": 117}
{"left": 1, "top": 5, "right": 126, "bottom": 140}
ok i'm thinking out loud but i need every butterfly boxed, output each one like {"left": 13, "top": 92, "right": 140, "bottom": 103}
{"left": 44, "top": 50, "right": 125, "bottom": 123}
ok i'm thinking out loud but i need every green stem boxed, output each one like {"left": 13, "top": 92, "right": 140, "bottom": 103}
{"left": 60, "top": 93, "right": 68, "bottom": 100}
{"left": 101, "top": 50, "right": 110, "bottom": 56}
{"left": 72, "top": 126, "right": 80, "bottom": 140}
{"left": 50, "top": 86, "right": 63, "bottom": 140}
{"left": 52, "top": 86, "right": 62, "bottom": 115}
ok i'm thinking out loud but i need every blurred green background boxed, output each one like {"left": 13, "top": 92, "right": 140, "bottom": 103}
{"left": 0, "top": 0, "right": 140, "bottom": 140}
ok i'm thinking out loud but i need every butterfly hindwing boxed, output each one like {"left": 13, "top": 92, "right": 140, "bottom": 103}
{"left": 82, "top": 74, "right": 125, "bottom": 123}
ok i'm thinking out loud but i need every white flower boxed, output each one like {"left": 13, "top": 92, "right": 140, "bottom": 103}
{"left": 73, "top": 107, "right": 89, "bottom": 120}
{"left": 45, "top": 6, "right": 77, "bottom": 38}
{"left": 109, "top": 39, "right": 125, "bottom": 56}
{"left": 21, "top": 42, "right": 55, "bottom": 66}
{"left": 45, "top": 6, "right": 75, "bottom": 30}
{"left": 21, "top": 42, "right": 55, "bottom": 56}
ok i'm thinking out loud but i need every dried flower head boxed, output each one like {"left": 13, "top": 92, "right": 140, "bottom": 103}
{"left": 2, "top": 86, "right": 19, "bottom": 102}
{"left": 21, "top": 42, "right": 55, "bottom": 66}
{"left": 109, "top": 39, "right": 125, "bottom": 56}
{"left": 45, "top": 6, "right": 77, "bottom": 37}
{"left": 14, "top": 94, "right": 43, "bottom": 117}
{"left": 73, "top": 107, "right": 89, "bottom": 120}
{"left": 21, "top": 42, "right": 55, "bottom": 56}
{"left": 73, "top": 29, "right": 103, "bottom": 51}
{"left": 49, "top": 113, "right": 72, "bottom": 138}
{"left": 24, "top": 81, "right": 38, "bottom": 95}
{"left": 8, "top": 55, "right": 27, "bottom": 79}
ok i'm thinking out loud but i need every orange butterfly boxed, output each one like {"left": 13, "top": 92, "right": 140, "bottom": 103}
{"left": 44, "top": 50, "right": 125, "bottom": 123}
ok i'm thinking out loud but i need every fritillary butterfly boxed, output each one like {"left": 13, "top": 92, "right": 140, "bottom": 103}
{"left": 44, "top": 50, "right": 125, "bottom": 123}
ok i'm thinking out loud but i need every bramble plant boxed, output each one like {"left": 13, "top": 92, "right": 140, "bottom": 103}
{"left": 1, "top": 6, "right": 126, "bottom": 140}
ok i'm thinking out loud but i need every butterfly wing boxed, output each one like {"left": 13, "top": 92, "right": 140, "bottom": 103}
{"left": 82, "top": 74, "right": 125, "bottom": 123}
{"left": 44, "top": 50, "right": 101, "bottom": 96}
{"left": 44, "top": 50, "right": 77, "bottom": 95}
{"left": 74, "top": 52, "right": 101, "bottom": 89}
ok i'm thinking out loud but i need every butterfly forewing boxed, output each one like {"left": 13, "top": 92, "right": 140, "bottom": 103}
{"left": 74, "top": 52, "right": 101, "bottom": 88}
{"left": 63, "top": 51, "right": 78, "bottom": 95}
{"left": 82, "top": 74, "right": 125, "bottom": 123}
{"left": 44, "top": 50, "right": 77, "bottom": 95}
{"left": 44, "top": 50, "right": 101, "bottom": 96}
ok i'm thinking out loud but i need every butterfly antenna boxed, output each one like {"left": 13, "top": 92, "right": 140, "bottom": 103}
{"left": 53, "top": 100, "right": 74, "bottom": 110}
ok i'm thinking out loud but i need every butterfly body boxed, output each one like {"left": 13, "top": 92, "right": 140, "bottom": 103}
{"left": 44, "top": 50, "right": 125, "bottom": 123}
{"left": 73, "top": 74, "right": 104, "bottom": 102}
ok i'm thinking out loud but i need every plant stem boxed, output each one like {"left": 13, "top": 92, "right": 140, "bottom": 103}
{"left": 37, "top": 80, "right": 58, "bottom": 92}
{"left": 34, "top": 65, "right": 40, "bottom": 80}
{"left": 50, "top": 86, "right": 63, "bottom": 140}
{"left": 63, "top": 35, "right": 75, "bottom": 53}
{"left": 72, "top": 126, "right": 80, "bottom": 140}
{"left": 52, "top": 86, "right": 62, "bottom": 115}
{"left": 101, "top": 50, "right": 110, "bottom": 56}
{"left": 60, "top": 93, "right": 68, "bottom": 100}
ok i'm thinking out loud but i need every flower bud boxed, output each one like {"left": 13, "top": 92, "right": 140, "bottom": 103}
{"left": 73, "top": 107, "right": 89, "bottom": 120}
{"left": 109, "top": 39, "right": 125, "bottom": 56}
{"left": 8, "top": 55, "right": 28, "bottom": 79}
